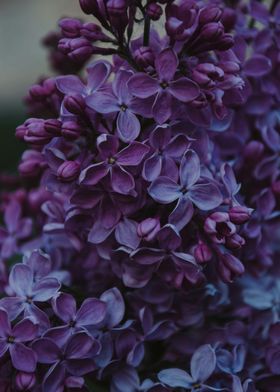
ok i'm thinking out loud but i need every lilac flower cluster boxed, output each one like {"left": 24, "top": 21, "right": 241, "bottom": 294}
{"left": 1, "top": 0, "right": 280, "bottom": 390}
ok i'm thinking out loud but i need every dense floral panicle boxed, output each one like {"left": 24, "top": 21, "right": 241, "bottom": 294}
{"left": 2, "top": 0, "right": 280, "bottom": 390}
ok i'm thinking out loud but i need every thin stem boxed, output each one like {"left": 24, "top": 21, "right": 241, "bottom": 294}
{"left": 143, "top": 16, "right": 151, "bottom": 46}
{"left": 270, "top": 0, "right": 278, "bottom": 14}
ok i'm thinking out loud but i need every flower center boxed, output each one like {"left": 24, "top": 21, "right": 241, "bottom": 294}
{"left": 120, "top": 104, "right": 127, "bottom": 112}
{"left": 180, "top": 186, "right": 188, "bottom": 194}
{"left": 160, "top": 81, "right": 169, "bottom": 89}
{"left": 192, "top": 383, "right": 201, "bottom": 390}
{"left": 26, "top": 296, "right": 33, "bottom": 304}
{"left": 108, "top": 157, "right": 116, "bottom": 164}
{"left": 7, "top": 336, "right": 15, "bottom": 344}
{"left": 69, "top": 320, "right": 76, "bottom": 328}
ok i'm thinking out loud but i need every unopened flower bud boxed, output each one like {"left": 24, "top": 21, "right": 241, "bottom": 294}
{"left": 134, "top": 46, "right": 154, "bottom": 68}
{"left": 107, "top": 0, "right": 127, "bottom": 16}
{"left": 199, "top": 22, "right": 224, "bottom": 42}
{"left": 226, "top": 233, "right": 245, "bottom": 249}
{"left": 44, "top": 119, "right": 62, "bottom": 136}
{"left": 19, "top": 150, "right": 45, "bottom": 177}
{"left": 137, "top": 218, "right": 160, "bottom": 241}
{"left": 61, "top": 121, "right": 83, "bottom": 140}
{"left": 146, "top": 3, "right": 163, "bottom": 21}
{"left": 221, "top": 253, "right": 245, "bottom": 276}
{"left": 194, "top": 242, "right": 212, "bottom": 263}
{"left": 80, "top": 22, "right": 104, "bottom": 41}
{"left": 57, "top": 161, "right": 80, "bottom": 182}
{"left": 221, "top": 8, "right": 237, "bottom": 32}
{"left": 216, "top": 33, "right": 234, "bottom": 50}
{"left": 243, "top": 140, "right": 264, "bottom": 163}
{"left": 79, "top": 0, "right": 99, "bottom": 15}
{"left": 199, "top": 6, "right": 222, "bottom": 25}
{"left": 229, "top": 205, "right": 252, "bottom": 224}
{"left": 64, "top": 94, "right": 85, "bottom": 115}
{"left": 15, "top": 372, "right": 36, "bottom": 390}
{"left": 59, "top": 18, "right": 82, "bottom": 38}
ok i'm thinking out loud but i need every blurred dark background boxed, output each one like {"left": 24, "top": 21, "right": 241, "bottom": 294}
{"left": 0, "top": 0, "right": 85, "bottom": 172}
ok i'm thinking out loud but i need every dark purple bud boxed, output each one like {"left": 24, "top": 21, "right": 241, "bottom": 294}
{"left": 204, "top": 212, "right": 230, "bottom": 234}
{"left": 216, "top": 33, "right": 234, "bottom": 50}
{"left": 146, "top": 3, "right": 163, "bottom": 21}
{"left": 134, "top": 46, "right": 154, "bottom": 68}
{"left": 199, "top": 22, "right": 224, "bottom": 42}
{"left": 80, "top": 22, "right": 105, "bottom": 41}
{"left": 59, "top": 18, "right": 82, "bottom": 38}
{"left": 29, "top": 84, "right": 47, "bottom": 99}
{"left": 199, "top": 6, "right": 222, "bottom": 25}
{"left": 229, "top": 206, "right": 252, "bottom": 224}
{"left": 221, "top": 8, "right": 237, "bottom": 31}
{"left": 194, "top": 242, "right": 212, "bottom": 263}
{"left": 57, "top": 161, "right": 81, "bottom": 182}
{"left": 44, "top": 119, "right": 62, "bottom": 136}
{"left": 221, "top": 253, "right": 245, "bottom": 276}
{"left": 243, "top": 141, "right": 264, "bottom": 163}
{"left": 19, "top": 150, "right": 45, "bottom": 177}
{"left": 137, "top": 218, "right": 160, "bottom": 241}
{"left": 15, "top": 372, "right": 36, "bottom": 391}
{"left": 79, "top": 0, "right": 99, "bottom": 14}
{"left": 64, "top": 94, "right": 85, "bottom": 115}
{"left": 15, "top": 125, "right": 27, "bottom": 140}
{"left": 23, "top": 119, "right": 51, "bottom": 146}
{"left": 59, "top": 38, "right": 93, "bottom": 62}
{"left": 107, "top": 0, "right": 127, "bottom": 16}
{"left": 61, "top": 121, "right": 83, "bottom": 140}
{"left": 226, "top": 233, "right": 245, "bottom": 249}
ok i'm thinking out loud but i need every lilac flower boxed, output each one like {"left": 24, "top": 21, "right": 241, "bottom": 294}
{"left": 0, "top": 200, "right": 32, "bottom": 259}
{"left": 128, "top": 48, "right": 200, "bottom": 124}
{"left": 158, "top": 344, "right": 220, "bottom": 391}
{"left": 0, "top": 309, "right": 38, "bottom": 372}
{"left": 32, "top": 332, "right": 95, "bottom": 392}
{"left": 47, "top": 292, "right": 106, "bottom": 344}
{"left": 149, "top": 150, "right": 223, "bottom": 230}
{"left": 86, "top": 70, "right": 143, "bottom": 142}
{"left": 0, "top": 262, "right": 60, "bottom": 326}
{"left": 143, "top": 125, "right": 189, "bottom": 182}
{"left": 79, "top": 134, "right": 149, "bottom": 194}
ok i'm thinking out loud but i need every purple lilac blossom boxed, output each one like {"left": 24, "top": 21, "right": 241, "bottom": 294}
{"left": 1, "top": 0, "right": 280, "bottom": 390}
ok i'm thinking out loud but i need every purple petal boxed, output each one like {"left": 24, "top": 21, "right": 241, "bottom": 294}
{"left": 4, "top": 200, "right": 21, "bottom": 233}
{"left": 116, "top": 110, "right": 141, "bottom": 142}
{"left": 13, "top": 318, "right": 38, "bottom": 342}
{"left": 79, "top": 162, "right": 109, "bottom": 186}
{"left": 132, "top": 248, "right": 164, "bottom": 265}
{"left": 116, "top": 142, "right": 149, "bottom": 166}
{"left": 148, "top": 177, "right": 180, "bottom": 203}
{"left": 143, "top": 155, "right": 162, "bottom": 182}
{"left": 86, "top": 92, "right": 119, "bottom": 113}
{"left": 191, "top": 344, "right": 216, "bottom": 382}
{"left": 0, "top": 341, "right": 8, "bottom": 357}
{"left": 45, "top": 326, "right": 72, "bottom": 348}
{"left": 32, "top": 278, "right": 61, "bottom": 301}
{"left": 189, "top": 183, "right": 223, "bottom": 210}
{"left": 165, "top": 134, "right": 189, "bottom": 158}
{"left": 112, "top": 69, "right": 133, "bottom": 101}
{"left": 169, "top": 197, "right": 194, "bottom": 231}
{"left": 86, "top": 60, "right": 111, "bottom": 93}
{"left": 65, "top": 332, "right": 93, "bottom": 359}
{"left": 243, "top": 55, "right": 272, "bottom": 77}
{"left": 150, "top": 125, "right": 171, "bottom": 150}
{"left": 52, "top": 293, "right": 76, "bottom": 323}
{"left": 97, "top": 133, "right": 119, "bottom": 159}
{"left": 158, "top": 368, "right": 193, "bottom": 388}
{"left": 56, "top": 75, "right": 85, "bottom": 95}
{"left": 16, "top": 218, "right": 32, "bottom": 240}
{"left": 32, "top": 338, "right": 60, "bottom": 364}
{"left": 88, "top": 220, "right": 115, "bottom": 244}
{"left": 152, "top": 92, "right": 172, "bottom": 124}
{"left": 180, "top": 150, "right": 200, "bottom": 188}
{"left": 0, "top": 297, "right": 25, "bottom": 321}
{"left": 169, "top": 78, "right": 200, "bottom": 103}
{"left": 76, "top": 298, "right": 107, "bottom": 326}
{"left": 9, "top": 264, "right": 33, "bottom": 297}
{"left": 220, "top": 163, "right": 240, "bottom": 197}
{"left": 157, "top": 224, "right": 181, "bottom": 251}
{"left": 111, "top": 165, "right": 135, "bottom": 194}
{"left": 10, "top": 343, "right": 37, "bottom": 372}
{"left": 155, "top": 48, "right": 178, "bottom": 82}
{"left": 0, "top": 309, "right": 11, "bottom": 337}
{"left": 100, "top": 287, "right": 125, "bottom": 328}
{"left": 66, "top": 358, "right": 96, "bottom": 376}
{"left": 43, "top": 363, "right": 65, "bottom": 392}
{"left": 128, "top": 73, "right": 159, "bottom": 98}
{"left": 115, "top": 219, "right": 141, "bottom": 249}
